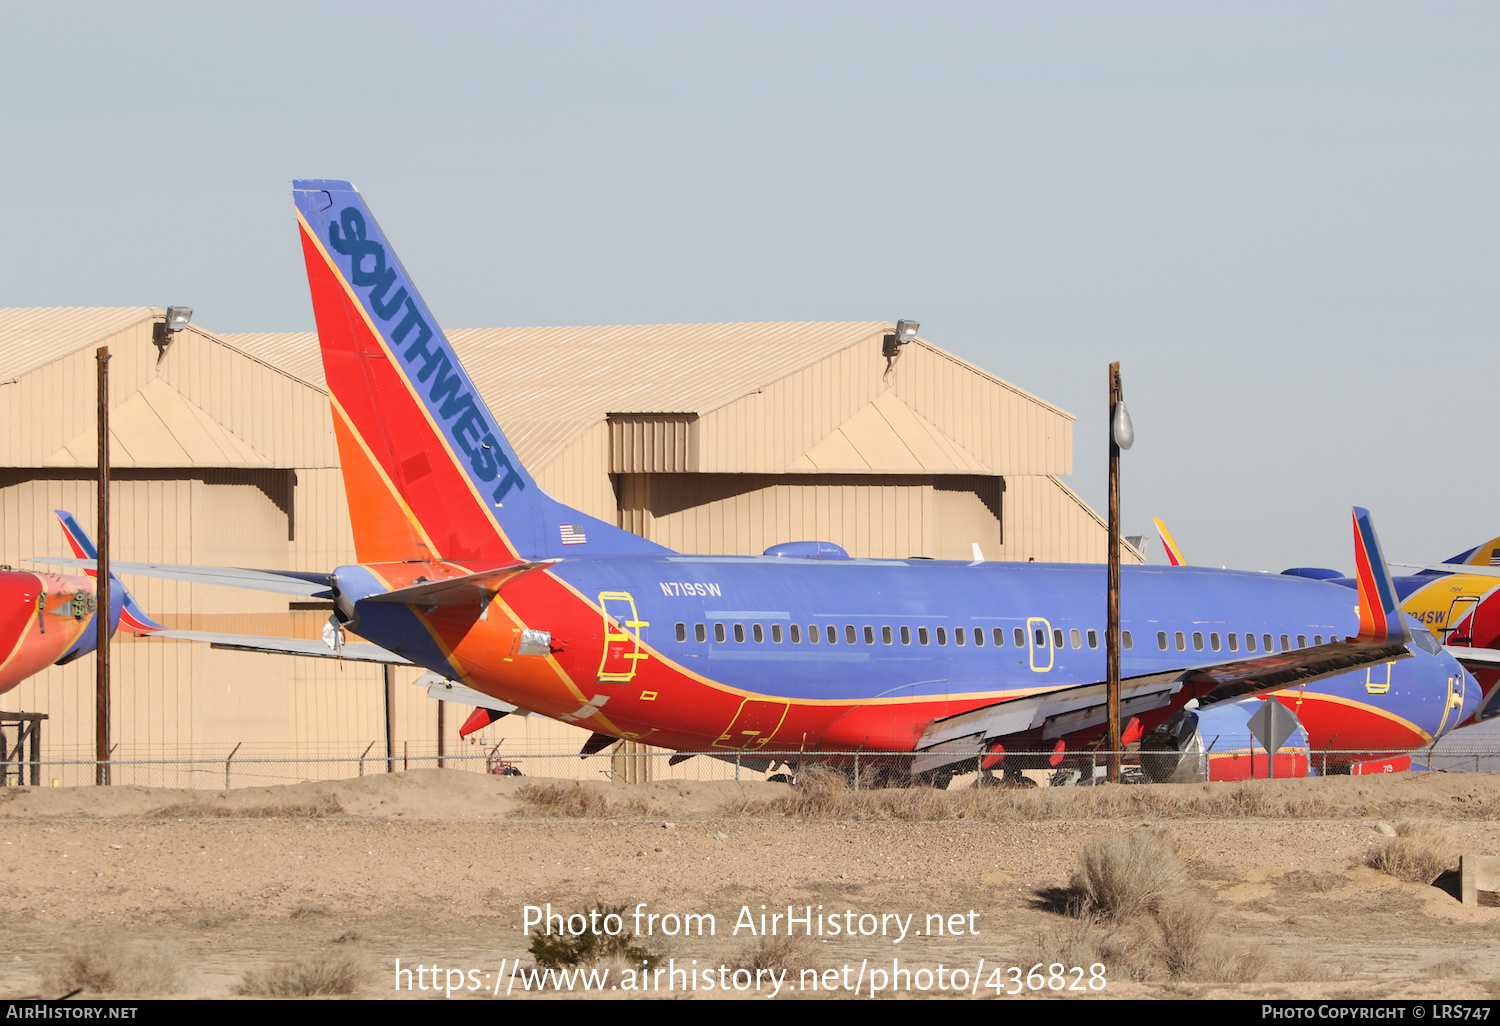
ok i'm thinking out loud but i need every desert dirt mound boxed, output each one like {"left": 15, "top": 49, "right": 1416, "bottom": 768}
{"left": 2, "top": 766, "right": 1498, "bottom": 822}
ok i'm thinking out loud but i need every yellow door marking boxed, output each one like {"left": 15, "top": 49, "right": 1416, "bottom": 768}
{"left": 1027, "top": 617, "right": 1054, "bottom": 672}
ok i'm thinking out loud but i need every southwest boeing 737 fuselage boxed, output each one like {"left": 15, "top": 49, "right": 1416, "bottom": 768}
{"left": 333, "top": 553, "right": 1473, "bottom": 760}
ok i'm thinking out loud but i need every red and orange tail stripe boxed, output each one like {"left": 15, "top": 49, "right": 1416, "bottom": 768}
{"left": 1351, "top": 506, "right": 1409, "bottom": 645}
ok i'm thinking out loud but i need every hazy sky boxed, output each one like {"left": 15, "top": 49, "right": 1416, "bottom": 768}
{"left": 3, "top": 2, "right": 1496, "bottom": 573}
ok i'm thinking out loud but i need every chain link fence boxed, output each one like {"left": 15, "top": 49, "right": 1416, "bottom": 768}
{"left": 1, "top": 742, "right": 1496, "bottom": 790}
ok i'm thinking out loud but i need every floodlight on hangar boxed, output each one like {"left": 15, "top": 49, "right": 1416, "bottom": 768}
{"left": 153, "top": 306, "right": 194, "bottom": 356}
{"left": 882, "top": 319, "right": 921, "bottom": 361}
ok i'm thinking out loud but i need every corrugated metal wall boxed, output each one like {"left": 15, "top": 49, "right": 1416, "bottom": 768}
{"left": 690, "top": 336, "right": 1073, "bottom": 476}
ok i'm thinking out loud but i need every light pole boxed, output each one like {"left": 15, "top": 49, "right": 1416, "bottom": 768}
{"left": 96, "top": 346, "right": 111, "bottom": 786}
{"left": 1106, "top": 362, "right": 1133, "bottom": 783}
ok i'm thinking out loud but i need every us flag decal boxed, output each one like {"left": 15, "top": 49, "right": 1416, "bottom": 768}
{"left": 560, "top": 524, "right": 588, "bottom": 545}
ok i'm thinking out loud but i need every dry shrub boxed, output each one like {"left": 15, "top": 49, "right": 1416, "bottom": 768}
{"left": 45, "top": 940, "right": 182, "bottom": 995}
{"left": 514, "top": 783, "right": 609, "bottom": 818}
{"left": 1365, "top": 821, "right": 1457, "bottom": 884}
{"left": 233, "top": 950, "right": 362, "bottom": 996}
{"left": 1072, "top": 830, "right": 1184, "bottom": 921}
{"left": 1038, "top": 830, "right": 1268, "bottom": 983}
{"left": 730, "top": 934, "right": 818, "bottom": 976}
{"left": 528, "top": 903, "right": 656, "bottom": 968}
{"left": 151, "top": 795, "right": 342, "bottom": 819}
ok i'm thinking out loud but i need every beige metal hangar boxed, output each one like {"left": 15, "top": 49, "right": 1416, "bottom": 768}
{"left": 225, "top": 320, "right": 1139, "bottom": 564}
{"left": 2, "top": 308, "right": 1139, "bottom": 784}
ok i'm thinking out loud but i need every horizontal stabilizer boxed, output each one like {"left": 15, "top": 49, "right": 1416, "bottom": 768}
{"left": 25, "top": 557, "right": 333, "bottom": 598}
{"left": 1447, "top": 646, "right": 1500, "bottom": 667}
{"left": 1391, "top": 561, "right": 1500, "bottom": 580}
{"left": 148, "top": 629, "right": 408, "bottom": 664}
{"left": 416, "top": 672, "right": 522, "bottom": 715}
{"left": 364, "top": 560, "right": 561, "bottom": 606}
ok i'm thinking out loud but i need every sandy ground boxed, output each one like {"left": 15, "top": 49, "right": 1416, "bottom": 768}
{"left": 2, "top": 770, "right": 1498, "bottom": 1001}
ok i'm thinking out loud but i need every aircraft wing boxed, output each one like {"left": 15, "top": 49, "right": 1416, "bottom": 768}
{"left": 915, "top": 505, "right": 1414, "bottom": 773}
{"left": 362, "top": 559, "right": 562, "bottom": 606}
{"left": 911, "top": 639, "right": 1411, "bottom": 773}
{"left": 23, "top": 558, "right": 333, "bottom": 598}
{"left": 148, "top": 629, "right": 409, "bottom": 664}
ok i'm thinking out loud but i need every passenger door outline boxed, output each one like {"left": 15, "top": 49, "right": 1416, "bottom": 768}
{"left": 1443, "top": 596, "right": 1481, "bottom": 645}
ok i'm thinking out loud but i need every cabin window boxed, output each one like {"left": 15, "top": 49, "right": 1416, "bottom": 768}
{"left": 901, "top": 626, "right": 911, "bottom": 645}
{"left": 1087, "top": 629, "right": 1098, "bottom": 649}
{"left": 753, "top": 624, "right": 764, "bottom": 643}
{"left": 1191, "top": 632, "right": 1203, "bottom": 651}
{"left": 733, "top": 623, "right": 745, "bottom": 643}
{"left": 1313, "top": 635, "right": 1322, "bottom": 645}
{"left": 771, "top": 623, "right": 783, "bottom": 644}
{"left": 1175, "top": 632, "right": 1186, "bottom": 651}
{"left": 1297, "top": 635, "right": 1307, "bottom": 649}
{"left": 1013, "top": 628, "right": 1025, "bottom": 647}
{"left": 1070, "top": 628, "right": 1082, "bottom": 649}
{"left": 675, "top": 623, "right": 687, "bottom": 642}
{"left": 936, "top": 627, "right": 948, "bottom": 646}
{"left": 1209, "top": 632, "right": 1220, "bottom": 652}
{"left": 919, "top": 626, "right": 931, "bottom": 645}
{"left": 1157, "top": 631, "right": 1168, "bottom": 651}
{"left": 1227, "top": 633, "right": 1238, "bottom": 652}
{"left": 1053, "top": 629, "right": 1064, "bottom": 649}
{"left": 1035, "top": 628, "right": 1047, "bottom": 647}
{"left": 882, "top": 626, "right": 893, "bottom": 645}
{"left": 790, "top": 624, "right": 802, "bottom": 644}
{"left": 808, "top": 625, "right": 819, "bottom": 644}
{"left": 1244, "top": 633, "right": 1256, "bottom": 652}
{"left": 1279, "top": 634, "right": 1290, "bottom": 652}
{"left": 1263, "top": 634, "right": 1273, "bottom": 652}
{"left": 827, "top": 625, "right": 838, "bottom": 645}
{"left": 846, "top": 625, "right": 857, "bottom": 645}
{"left": 974, "top": 627, "right": 984, "bottom": 647}
{"left": 1123, "top": 631, "right": 1132, "bottom": 649}
{"left": 714, "top": 623, "right": 726, "bottom": 643}
{"left": 955, "top": 627, "right": 966, "bottom": 646}
{"left": 695, "top": 623, "right": 707, "bottom": 643}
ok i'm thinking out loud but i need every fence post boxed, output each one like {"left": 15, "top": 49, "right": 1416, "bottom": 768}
{"left": 224, "top": 742, "right": 241, "bottom": 791}
{"left": 735, "top": 754, "right": 740, "bottom": 782}
{"left": 358, "top": 740, "right": 375, "bottom": 777}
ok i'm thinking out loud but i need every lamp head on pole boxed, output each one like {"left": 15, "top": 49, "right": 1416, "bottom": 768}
{"left": 1111, "top": 400, "right": 1134, "bottom": 450}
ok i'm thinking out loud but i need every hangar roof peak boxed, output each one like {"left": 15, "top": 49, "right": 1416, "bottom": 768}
{"left": 0, "top": 308, "right": 160, "bottom": 382}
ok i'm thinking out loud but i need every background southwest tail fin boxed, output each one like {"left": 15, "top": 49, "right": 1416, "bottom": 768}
{"left": 53, "top": 510, "right": 163, "bottom": 634}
